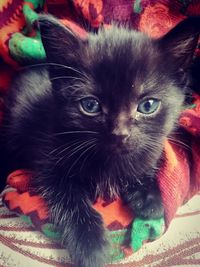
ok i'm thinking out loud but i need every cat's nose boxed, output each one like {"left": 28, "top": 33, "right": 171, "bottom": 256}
{"left": 113, "top": 127, "right": 130, "bottom": 138}
{"left": 112, "top": 112, "right": 132, "bottom": 143}
{"left": 112, "top": 128, "right": 131, "bottom": 143}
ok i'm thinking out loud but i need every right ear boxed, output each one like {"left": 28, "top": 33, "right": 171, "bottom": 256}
{"left": 38, "top": 14, "right": 85, "bottom": 64}
{"left": 157, "top": 17, "right": 200, "bottom": 70}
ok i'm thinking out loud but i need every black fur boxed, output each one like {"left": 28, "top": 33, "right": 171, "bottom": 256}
{"left": 1, "top": 16, "right": 200, "bottom": 267}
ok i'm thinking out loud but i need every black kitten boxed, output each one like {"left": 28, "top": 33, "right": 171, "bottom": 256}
{"left": 1, "top": 16, "right": 200, "bottom": 267}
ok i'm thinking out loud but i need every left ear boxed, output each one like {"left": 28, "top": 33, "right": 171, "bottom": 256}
{"left": 38, "top": 14, "right": 86, "bottom": 64}
{"left": 157, "top": 17, "right": 200, "bottom": 70}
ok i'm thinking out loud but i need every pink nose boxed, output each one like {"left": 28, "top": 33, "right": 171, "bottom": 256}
{"left": 112, "top": 112, "right": 132, "bottom": 142}
{"left": 113, "top": 126, "right": 130, "bottom": 137}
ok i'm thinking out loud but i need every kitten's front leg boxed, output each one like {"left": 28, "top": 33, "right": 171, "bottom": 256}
{"left": 121, "top": 177, "right": 164, "bottom": 219}
{"left": 47, "top": 186, "right": 108, "bottom": 267}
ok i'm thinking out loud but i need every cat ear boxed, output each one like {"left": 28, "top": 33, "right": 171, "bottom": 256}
{"left": 38, "top": 15, "right": 85, "bottom": 63}
{"left": 158, "top": 17, "right": 200, "bottom": 70}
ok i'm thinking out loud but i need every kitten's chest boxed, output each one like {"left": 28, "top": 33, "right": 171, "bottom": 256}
{"left": 83, "top": 168, "right": 123, "bottom": 202}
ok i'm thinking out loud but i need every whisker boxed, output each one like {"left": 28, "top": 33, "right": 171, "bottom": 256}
{"left": 56, "top": 139, "right": 96, "bottom": 166}
{"left": 79, "top": 143, "right": 98, "bottom": 172}
{"left": 53, "top": 130, "right": 99, "bottom": 136}
{"left": 50, "top": 76, "right": 86, "bottom": 83}
{"left": 22, "top": 62, "right": 89, "bottom": 80}
{"left": 66, "top": 142, "right": 97, "bottom": 177}
{"left": 167, "top": 138, "right": 191, "bottom": 151}
{"left": 50, "top": 139, "right": 85, "bottom": 156}
{"left": 59, "top": 84, "right": 88, "bottom": 97}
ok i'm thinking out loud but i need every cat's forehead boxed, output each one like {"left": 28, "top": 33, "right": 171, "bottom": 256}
{"left": 85, "top": 27, "right": 162, "bottom": 101}
{"left": 88, "top": 26, "right": 155, "bottom": 66}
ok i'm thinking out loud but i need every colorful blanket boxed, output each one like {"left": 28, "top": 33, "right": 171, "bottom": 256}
{"left": 0, "top": 0, "right": 200, "bottom": 264}
{"left": 1, "top": 193, "right": 200, "bottom": 266}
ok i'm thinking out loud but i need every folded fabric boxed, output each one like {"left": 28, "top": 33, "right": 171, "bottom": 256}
{"left": 1, "top": 169, "right": 165, "bottom": 262}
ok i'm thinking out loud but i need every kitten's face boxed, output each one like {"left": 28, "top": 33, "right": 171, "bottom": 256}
{"left": 39, "top": 16, "right": 198, "bottom": 177}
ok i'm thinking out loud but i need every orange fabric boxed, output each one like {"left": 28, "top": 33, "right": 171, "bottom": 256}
{"left": 93, "top": 198, "right": 133, "bottom": 227}
{"left": 4, "top": 190, "right": 48, "bottom": 220}
{"left": 7, "top": 169, "right": 31, "bottom": 192}
{"left": 138, "top": 3, "right": 186, "bottom": 38}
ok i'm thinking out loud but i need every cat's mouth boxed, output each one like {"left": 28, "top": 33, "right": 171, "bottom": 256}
{"left": 103, "top": 142, "right": 133, "bottom": 155}
{"left": 101, "top": 134, "right": 133, "bottom": 154}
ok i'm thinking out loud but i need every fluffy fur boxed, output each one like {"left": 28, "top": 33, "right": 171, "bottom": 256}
{"left": 1, "top": 16, "right": 200, "bottom": 267}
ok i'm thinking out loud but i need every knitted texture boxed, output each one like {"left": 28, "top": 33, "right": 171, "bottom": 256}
{"left": 2, "top": 170, "right": 164, "bottom": 262}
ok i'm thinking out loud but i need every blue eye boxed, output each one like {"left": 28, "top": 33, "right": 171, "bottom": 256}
{"left": 80, "top": 97, "right": 101, "bottom": 115}
{"left": 137, "top": 99, "right": 160, "bottom": 115}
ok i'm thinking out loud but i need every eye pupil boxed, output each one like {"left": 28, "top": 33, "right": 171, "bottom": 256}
{"left": 87, "top": 100, "right": 96, "bottom": 110}
{"left": 137, "top": 99, "right": 160, "bottom": 115}
{"left": 144, "top": 101, "right": 152, "bottom": 112}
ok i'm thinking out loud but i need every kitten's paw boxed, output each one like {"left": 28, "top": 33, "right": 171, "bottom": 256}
{"left": 129, "top": 191, "right": 164, "bottom": 219}
{"left": 74, "top": 228, "right": 108, "bottom": 267}
{"left": 67, "top": 220, "right": 108, "bottom": 267}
